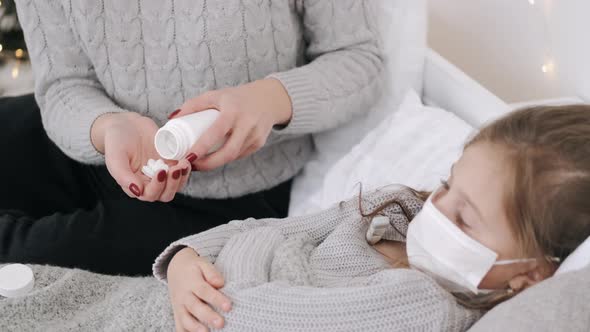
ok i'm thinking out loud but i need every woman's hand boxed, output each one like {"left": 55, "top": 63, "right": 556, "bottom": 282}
{"left": 91, "top": 112, "right": 191, "bottom": 202}
{"left": 168, "top": 247, "right": 232, "bottom": 332}
{"left": 170, "top": 78, "right": 293, "bottom": 171}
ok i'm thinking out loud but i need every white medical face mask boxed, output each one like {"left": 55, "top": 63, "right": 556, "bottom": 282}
{"left": 406, "top": 194, "right": 535, "bottom": 294}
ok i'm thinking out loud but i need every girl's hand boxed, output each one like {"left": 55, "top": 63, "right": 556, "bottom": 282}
{"left": 167, "top": 247, "right": 232, "bottom": 332}
{"left": 170, "top": 78, "right": 293, "bottom": 171}
{"left": 91, "top": 112, "right": 192, "bottom": 202}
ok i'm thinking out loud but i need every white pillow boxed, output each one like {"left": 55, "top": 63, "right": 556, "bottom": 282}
{"left": 555, "top": 236, "right": 590, "bottom": 276}
{"left": 290, "top": 0, "right": 428, "bottom": 214}
{"left": 289, "top": 91, "right": 475, "bottom": 216}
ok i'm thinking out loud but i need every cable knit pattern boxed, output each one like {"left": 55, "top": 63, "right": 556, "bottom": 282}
{"left": 15, "top": 0, "right": 384, "bottom": 198}
{"left": 152, "top": 187, "right": 482, "bottom": 331}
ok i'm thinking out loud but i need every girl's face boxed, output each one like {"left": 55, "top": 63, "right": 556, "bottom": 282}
{"left": 431, "top": 142, "right": 553, "bottom": 291}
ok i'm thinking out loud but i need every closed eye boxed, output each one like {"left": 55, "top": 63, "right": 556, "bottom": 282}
{"left": 456, "top": 215, "right": 470, "bottom": 228}
{"left": 439, "top": 179, "right": 470, "bottom": 229}
{"left": 440, "top": 179, "right": 450, "bottom": 191}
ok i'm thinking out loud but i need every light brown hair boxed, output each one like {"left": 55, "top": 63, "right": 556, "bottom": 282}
{"left": 469, "top": 105, "right": 590, "bottom": 262}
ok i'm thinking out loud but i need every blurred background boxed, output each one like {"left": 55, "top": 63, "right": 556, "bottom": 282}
{"left": 429, "top": 0, "right": 589, "bottom": 104}
{"left": 0, "top": 0, "right": 32, "bottom": 97}
{"left": 0, "top": 0, "right": 587, "bottom": 104}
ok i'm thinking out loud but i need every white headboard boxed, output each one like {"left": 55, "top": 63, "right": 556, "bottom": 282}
{"left": 422, "top": 49, "right": 510, "bottom": 128}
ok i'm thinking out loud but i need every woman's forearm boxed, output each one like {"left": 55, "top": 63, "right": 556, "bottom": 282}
{"left": 267, "top": 0, "right": 384, "bottom": 137}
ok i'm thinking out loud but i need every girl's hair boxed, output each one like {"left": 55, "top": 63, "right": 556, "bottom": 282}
{"left": 360, "top": 104, "right": 590, "bottom": 310}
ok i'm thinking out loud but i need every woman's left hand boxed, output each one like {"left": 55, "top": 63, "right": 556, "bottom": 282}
{"left": 170, "top": 79, "right": 293, "bottom": 171}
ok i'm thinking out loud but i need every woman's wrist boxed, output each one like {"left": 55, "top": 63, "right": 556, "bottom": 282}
{"left": 90, "top": 112, "right": 141, "bottom": 154}
{"left": 259, "top": 78, "right": 293, "bottom": 126}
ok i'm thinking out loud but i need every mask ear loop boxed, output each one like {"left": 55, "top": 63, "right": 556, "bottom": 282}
{"left": 470, "top": 256, "right": 561, "bottom": 310}
{"left": 493, "top": 258, "right": 537, "bottom": 266}
{"left": 494, "top": 256, "right": 561, "bottom": 266}
{"left": 390, "top": 250, "right": 520, "bottom": 307}
{"left": 452, "top": 285, "right": 517, "bottom": 310}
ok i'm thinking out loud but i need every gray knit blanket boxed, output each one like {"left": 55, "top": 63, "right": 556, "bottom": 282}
{"left": 0, "top": 264, "right": 174, "bottom": 331}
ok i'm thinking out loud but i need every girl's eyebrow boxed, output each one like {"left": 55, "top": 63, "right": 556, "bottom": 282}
{"left": 450, "top": 164, "right": 483, "bottom": 219}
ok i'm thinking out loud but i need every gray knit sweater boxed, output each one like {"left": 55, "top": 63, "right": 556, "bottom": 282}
{"left": 153, "top": 187, "right": 481, "bottom": 331}
{"left": 0, "top": 188, "right": 480, "bottom": 331}
{"left": 15, "top": 0, "right": 384, "bottom": 198}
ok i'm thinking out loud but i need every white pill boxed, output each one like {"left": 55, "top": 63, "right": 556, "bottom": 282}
{"left": 154, "top": 159, "right": 166, "bottom": 168}
{"left": 142, "top": 165, "right": 155, "bottom": 178}
{"left": 142, "top": 159, "right": 170, "bottom": 179}
{"left": 0, "top": 264, "right": 35, "bottom": 298}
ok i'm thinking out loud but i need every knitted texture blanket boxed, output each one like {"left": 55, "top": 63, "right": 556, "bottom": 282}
{"left": 15, "top": 0, "right": 384, "bottom": 198}
{"left": 0, "top": 264, "right": 174, "bottom": 331}
{"left": 0, "top": 188, "right": 482, "bottom": 331}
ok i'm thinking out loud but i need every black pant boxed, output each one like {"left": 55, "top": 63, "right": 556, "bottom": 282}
{"left": 0, "top": 94, "right": 292, "bottom": 276}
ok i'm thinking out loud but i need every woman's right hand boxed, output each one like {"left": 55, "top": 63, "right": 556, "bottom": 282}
{"left": 91, "top": 112, "right": 192, "bottom": 202}
{"left": 167, "top": 247, "right": 232, "bottom": 332}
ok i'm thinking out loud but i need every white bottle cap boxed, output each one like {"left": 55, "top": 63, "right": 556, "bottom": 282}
{"left": 154, "top": 123, "right": 189, "bottom": 160}
{"left": 0, "top": 264, "right": 35, "bottom": 298}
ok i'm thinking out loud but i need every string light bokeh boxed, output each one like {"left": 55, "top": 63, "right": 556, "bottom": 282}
{"left": 529, "top": 0, "right": 555, "bottom": 76}
{"left": 0, "top": 0, "right": 27, "bottom": 81}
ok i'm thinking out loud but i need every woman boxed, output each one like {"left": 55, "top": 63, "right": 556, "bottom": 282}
{"left": 2, "top": 105, "right": 588, "bottom": 332}
{"left": 0, "top": 0, "right": 384, "bottom": 275}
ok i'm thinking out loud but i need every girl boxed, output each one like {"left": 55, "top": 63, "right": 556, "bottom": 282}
{"left": 1, "top": 105, "right": 589, "bottom": 331}
{"left": 156, "top": 104, "right": 590, "bottom": 331}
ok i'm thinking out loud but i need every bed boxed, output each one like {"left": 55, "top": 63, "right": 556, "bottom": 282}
{"left": 2, "top": 48, "right": 587, "bottom": 332}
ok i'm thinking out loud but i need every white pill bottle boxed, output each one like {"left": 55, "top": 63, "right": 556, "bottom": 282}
{"left": 154, "top": 109, "right": 224, "bottom": 160}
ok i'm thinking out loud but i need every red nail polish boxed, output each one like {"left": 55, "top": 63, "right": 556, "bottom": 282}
{"left": 172, "top": 169, "right": 181, "bottom": 180}
{"left": 191, "top": 164, "right": 198, "bottom": 172}
{"left": 157, "top": 170, "right": 167, "bottom": 182}
{"left": 181, "top": 167, "right": 189, "bottom": 176}
{"left": 129, "top": 183, "right": 141, "bottom": 197}
{"left": 186, "top": 153, "right": 198, "bottom": 163}
{"left": 168, "top": 109, "right": 181, "bottom": 119}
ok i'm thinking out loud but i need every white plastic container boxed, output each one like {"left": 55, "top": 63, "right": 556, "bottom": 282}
{"left": 154, "top": 109, "right": 225, "bottom": 160}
